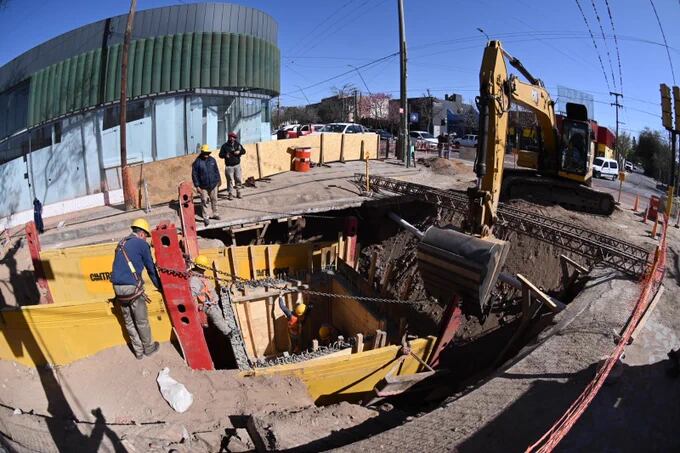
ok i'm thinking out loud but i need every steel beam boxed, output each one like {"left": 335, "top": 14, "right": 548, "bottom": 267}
{"left": 356, "top": 174, "right": 650, "bottom": 278}
{"left": 152, "top": 221, "right": 213, "bottom": 370}
{"left": 25, "top": 222, "right": 54, "bottom": 304}
{"left": 428, "top": 296, "right": 462, "bottom": 368}
{"left": 178, "top": 181, "right": 199, "bottom": 259}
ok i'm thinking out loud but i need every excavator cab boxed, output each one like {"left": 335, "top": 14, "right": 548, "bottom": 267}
{"left": 558, "top": 103, "right": 593, "bottom": 183}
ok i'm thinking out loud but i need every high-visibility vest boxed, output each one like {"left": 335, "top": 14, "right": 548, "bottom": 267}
{"left": 287, "top": 315, "right": 302, "bottom": 337}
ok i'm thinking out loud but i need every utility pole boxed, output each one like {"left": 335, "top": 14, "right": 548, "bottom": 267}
{"left": 610, "top": 91, "right": 623, "bottom": 165}
{"left": 120, "top": 0, "right": 137, "bottom": 210}
{"left": 397, "top": 0, "right": 409, "bottom": 165}
{"left": 354, "top": 89, "right": 359, "bottom": 123}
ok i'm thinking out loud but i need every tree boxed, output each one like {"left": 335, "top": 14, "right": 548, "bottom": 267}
{"left": 632, "top": 128, "right": 672, "bottom": 182}
{"left": 358, "top": 92, "right": 392, "bottom": 119}
{"left": 615, "top": 131, "right": 633, "bottom": 160}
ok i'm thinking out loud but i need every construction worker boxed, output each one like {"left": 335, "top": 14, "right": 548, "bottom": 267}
{"left": 189, "top": 255, "right": 232, "bottom": 337}
{"left": 192, "top": 144, "right": 222, "bottom": 226}
{"left": 318, "top": 323, "right": 337, "bottom": 347}
{"left": 278, "top": 293, "right": 307, "bottom": 353}
{"left": 111, "top": 219, "right": 162, "bottom": 359}
{"left": 218, "top": 132, "right": 246, "bottom": 200}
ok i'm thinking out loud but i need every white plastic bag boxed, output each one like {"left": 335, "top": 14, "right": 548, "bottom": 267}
{"left": 157, "top": 367, "right": 194, "bottom": 413}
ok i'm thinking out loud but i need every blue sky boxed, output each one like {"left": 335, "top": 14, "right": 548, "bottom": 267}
{"left": 1, "top": 0, "right": 679, "bottom": 136}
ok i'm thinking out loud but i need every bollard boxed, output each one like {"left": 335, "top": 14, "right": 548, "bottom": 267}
{"left": 632, "top": 194, "right": 639, "bottom": 212}
{"left": 651, "top": 216, "right": 659, "bottom": 239}
{"left": 642, "top": 206, "right": 648, "bottom": 224}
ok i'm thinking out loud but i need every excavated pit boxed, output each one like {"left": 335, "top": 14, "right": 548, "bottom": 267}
{"left": 195, "top": 196, "right": 591, "bottom": 408}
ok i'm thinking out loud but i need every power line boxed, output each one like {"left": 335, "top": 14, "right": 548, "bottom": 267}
{"left": 286, "top": 0, "right": 358, "bottom": 56}
{"left": 603, "top": 0, "right": 623, "bottom": 93}
{"left": 589, "top": 0, "right": 618, "bottom": 90}
{"left": 649, "top": 0, "right": 676, "bottom": 84}
{"left": 574, "top": 0, "right": 611, "bottom": 90}
{"left": 280, "top": 52, "right": 399, "bottom": 97}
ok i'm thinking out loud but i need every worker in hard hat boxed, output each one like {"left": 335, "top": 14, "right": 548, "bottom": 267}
{"left": 218, "top": 131, "right": 246, "bottom": 200}
{"left": 189, "top": 255, "right": 231, "bottom": 337}
{"left": 192, "top": 144, "right": 222, "bottom": 227}
{"left": 111, "top": 219, "right": 162, "bottom": 360}
{"left": 278, "top": 293, "right": 308, "bottom": 354}
{"left": 318, "top": 323, "right": 337, "bottom": 347}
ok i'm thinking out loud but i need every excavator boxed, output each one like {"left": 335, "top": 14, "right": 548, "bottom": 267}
{"left": 416, "top": 41, "right": 615, "bottom": 362}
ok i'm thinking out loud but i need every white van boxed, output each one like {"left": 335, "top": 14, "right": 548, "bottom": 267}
{"left": 593, "top": 157, "right": 619, "bottom": 180}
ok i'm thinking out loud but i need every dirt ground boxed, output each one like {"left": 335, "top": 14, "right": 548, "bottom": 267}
{"left": 0, "top": 342, "right": 312, "bottom": 451}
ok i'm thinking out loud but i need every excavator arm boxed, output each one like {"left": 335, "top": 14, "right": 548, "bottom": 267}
{"left": 473, "top": 40, "right": 557, "bottom": 235}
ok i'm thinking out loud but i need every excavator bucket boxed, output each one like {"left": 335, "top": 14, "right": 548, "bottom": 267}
{"left": 416, "top": 227, "right": 510, "bottom": 315}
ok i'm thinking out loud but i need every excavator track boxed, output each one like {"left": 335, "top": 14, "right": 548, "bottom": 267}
{"left": 501, "top": 169, "right": 615, "bottom": 216}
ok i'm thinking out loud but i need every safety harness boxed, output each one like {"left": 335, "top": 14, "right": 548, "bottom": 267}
{"left": 114, "top": 236, "right": 147, "bottom": 304}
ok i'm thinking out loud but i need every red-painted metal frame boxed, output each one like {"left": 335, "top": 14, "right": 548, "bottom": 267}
{"left": 25, "top": 221, "right": 53, "bottom": 304}
{"left": 428, "top": 296, "right": 462, "bottom": 368}
{"left": 178, "top": 181, "right": 199, "bottom": 259}
{"left": 344, "top": 216, "right": 358, "bottom": 268}
{"left": 152, "top": 221, "right": 213, "bottom": 370}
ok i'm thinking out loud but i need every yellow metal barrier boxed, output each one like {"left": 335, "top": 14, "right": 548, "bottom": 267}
{"left": 248, "top": 337, "right": 436, "bottom": 404}
{"left": 0, "top": 295, "right": 171, "bottom": 367}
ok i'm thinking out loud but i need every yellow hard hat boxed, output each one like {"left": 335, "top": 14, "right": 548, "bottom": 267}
{"left": 200, "top": 144, "right": 211, "bottom": 153}
{"left": 194, "top": 255, "right": 211, "bottom": 269}
{"left": 294, "top": 303, "right": 307, "bottom": 317}
{"left": 319, "top": 325, "right": 331, "bottom": 341}
{"left": 131, "top": 218, "right": 151, "bottom": 235}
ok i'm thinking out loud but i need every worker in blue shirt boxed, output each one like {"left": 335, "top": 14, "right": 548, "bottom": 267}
{"left": 111, "top": 218, "right": 162, "bottom": 359}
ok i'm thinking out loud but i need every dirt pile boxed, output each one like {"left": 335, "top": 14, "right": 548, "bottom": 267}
{"left": 416, "top": 157, "right": 468, "bottom": 176}
{"left": 247, "top": 401, "right": 378, "bottom": 451}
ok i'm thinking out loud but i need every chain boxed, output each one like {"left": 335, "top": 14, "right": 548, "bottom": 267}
{"left": 156, "top": 266, "right": 420, "bottom": 305}
{"left": 251, "top": 340, "right": 353, "bottom": 368}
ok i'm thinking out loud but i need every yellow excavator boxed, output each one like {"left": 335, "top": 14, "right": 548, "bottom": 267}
{"left": 418, "top": 40, "right": 615, "bottom": 321}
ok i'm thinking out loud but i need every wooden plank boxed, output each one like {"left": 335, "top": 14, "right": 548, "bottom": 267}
{"left": 355, "top": 333, "right": 364, "bottom": 353}
{"left": 630, "top": 286, "right": 665, "bottom": 343}
{"left": 368, "top": 251, "right": 378, "bottom": 286}
{"left": 256, "top": 142, "right": 263, "bottom": 180}
{"left": 516, "top": 273, "right": 560, "bottom": 312}
{"left": 247, "top": 246, "right": 256, "bottom": 280}
{"left": 320, "top": 133, "right": 325, "bottom": 164}
{"left": 340, "top": 134, "right": 345, "bottom": 163}
{"left": 242, "top": 302, "right": 259, "bottom": 357}
{"left": 560, "top": 254, "right": 588, "bottom": 273}
{"left": 265, "top": 297, "right": 274, "bottom": 354}
{"left": 265, "top": 245, "right": 274, "bottom": 278}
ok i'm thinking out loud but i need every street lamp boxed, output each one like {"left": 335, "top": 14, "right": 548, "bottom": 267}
{"left": 477, "top": 27, "right": 491, "bottom": 42}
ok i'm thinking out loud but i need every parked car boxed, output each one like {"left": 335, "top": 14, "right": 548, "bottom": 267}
{"left": 409, "top": 131, "right": 438, "bottom": 146}
{"left": 374, "top": 129, "right": 394, "bottom": 140}
{"left": 624, "top": 161, "right": 633, "bottom": 172}
{"left": 320, "top": 123, "right": 367, "bottom": 134}
{"left": 455, "top": 134, "right": 478, "bottom": 147}
{"left": 593, "top": 157, "right": 619, "bottom": 180}
{"left": 298, "top": 124, "right": 325, "bottom": 136}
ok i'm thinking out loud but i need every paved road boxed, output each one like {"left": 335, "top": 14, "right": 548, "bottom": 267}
{"left": 592, "top": 171, "right": 666, "bottom": 210}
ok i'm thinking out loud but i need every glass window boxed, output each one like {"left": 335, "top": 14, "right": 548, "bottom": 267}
{"left": 603, "top": 162, "right": 609, "bottom": 168}
{"left": 409, "top": 131, "right": 418, "bottom": 138}
{"left": 611, "top": 161, "right": 618, "bottom": 169}
{"left": 594, "top": 158, "right": 604, "bottom": 166}
{"left": 560, "top": 121, "right": 588, "bottom": 175}
{"left": 103, "top": 101, "right": 148, "bottom": 130}
{"left": 30, "top": 126, "right": 52, "bottom": 151}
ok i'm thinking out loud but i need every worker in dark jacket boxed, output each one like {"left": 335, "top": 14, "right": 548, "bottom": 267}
{"left": 111, "top": 218, "right": 162, "bottom": 360}
{"left": 218, "top": 132, "right": 245, "bottom": 200}
{"left": 33, "top": 198, "right": 44, "bottom": 233}
{"left": 192, "top": 144, "right": 222, "bottom": 226}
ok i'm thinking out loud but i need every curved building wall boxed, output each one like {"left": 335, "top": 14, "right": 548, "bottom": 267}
{"left": 0, "top": 3, "right": 279, "bottom": 226}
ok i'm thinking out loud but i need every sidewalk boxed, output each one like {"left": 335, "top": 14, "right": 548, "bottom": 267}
{"left": 37, "top": 160, "right": 421, "bottom": 249}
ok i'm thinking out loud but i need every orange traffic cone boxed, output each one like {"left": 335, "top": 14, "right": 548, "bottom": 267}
{"left": 632, "top": 194, "right": 639, "bottom": 212}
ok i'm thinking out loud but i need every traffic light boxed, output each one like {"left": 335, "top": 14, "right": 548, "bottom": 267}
{"left": 660, "top": 83, "right": 673, "bottom": 130}
{"left": 673, "top": 86, "right": 680, "bottom": 131}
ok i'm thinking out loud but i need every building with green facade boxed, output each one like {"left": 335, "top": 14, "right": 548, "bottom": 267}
{"left": 0, "top": 3, "right": 279, "bottom": 226}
